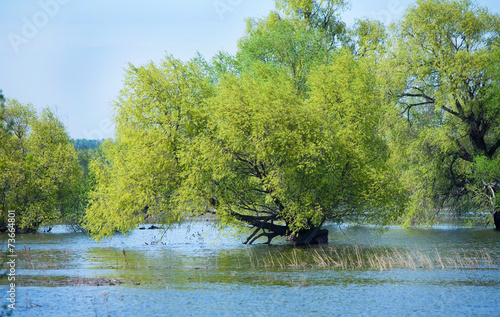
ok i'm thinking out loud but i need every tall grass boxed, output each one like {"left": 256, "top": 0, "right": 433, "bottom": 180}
{"left": 247, "top": 245, "right": 496, "bottom": 271}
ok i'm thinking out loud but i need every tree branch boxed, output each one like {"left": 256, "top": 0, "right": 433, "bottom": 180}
{"left": 453, "top": 138, "right": 473, "bottom": 162}
{"left": 487, "top": 138, "right": 500, "bottom": 158}
{"left": 243, "top": 227, "right": 261, "bottom": 244}
{"left": 441, "top": 105, "right": 462, "bottom": 118}
{"left": 232, "top": 212, "right": 289, "bottom": 243}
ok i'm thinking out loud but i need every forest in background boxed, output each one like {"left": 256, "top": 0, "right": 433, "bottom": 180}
{"left": 1, "top": 0, "right": 499, "bottom": 244}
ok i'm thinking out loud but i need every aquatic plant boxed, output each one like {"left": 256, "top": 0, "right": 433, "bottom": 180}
{"left": 247, "top": 245, "right": 497, "bottom": 271}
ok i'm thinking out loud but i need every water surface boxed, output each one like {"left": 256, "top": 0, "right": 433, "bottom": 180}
{"left": 1, "top": 223, "right": 499, "bottom": 316}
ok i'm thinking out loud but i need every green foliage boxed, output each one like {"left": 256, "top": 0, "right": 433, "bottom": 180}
{"left": 387, "top": 0, "right": 500, "bottom": 226}
{"left": 466, "top": 155, "right": 500, "bottom": 218}
{"left": 83, "top": 0, "right": 500, "bottom": 240}
{"left": 180, "top": 62, "right": 337, "bottom": 231}
{"left": 0, "top": 101, "right": 81, "bottom": 232}
{"left": 0, "top": 90, "right": 11, "bottom": 140}
{"left": 351, "top": 18, "right": 387, "bottom": 59}
{"left": 84, "top": 56, "right": 214, "bottom": 239}
{"left": 307, "top": 51, "right": 406, "bottom": 224}
{"left": 63, "top": 145, "right": 102, "bottom": 231}
{"left": 275, "top": 0, "right": 350, "bottom": 47}
{"left": 85, "top": 48, "right": 404, "bottom": 240}
{"left": 238, "top": 13, "right": 332, "bottom": 94}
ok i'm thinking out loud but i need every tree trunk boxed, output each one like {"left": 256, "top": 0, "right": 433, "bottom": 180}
{"left": 233, "top": 212, "right": 330, "bottom": 245}
{"left": 286, "top": 227, "right": 329, "bottom": 246}
{"left": 233, "top": 212, "right": 289, "bottom": 244}
{"left": 494, "top": 211, "right": 500, "bottom": 231}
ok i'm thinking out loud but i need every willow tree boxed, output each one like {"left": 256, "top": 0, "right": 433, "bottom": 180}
{"left": 275, "top": 0, "right": 350, "bottom": 48}
{"left": 84, "top": 56, "right": 214, "bottom": 238}
{"left": 176, "top": 55, "right": 404, "bottom": 244}
{"left": 85, "top": 50, "right": 404, "bottom": 244}
{"left": 84, "top": 0, "right": 405, "bottom": 244}
{"left": 388, "top": 0, "right": 500, "bottom": 228}
{"left": 237, "top": 0, "right": 350, "bottom": 95}
{"left": 0, "top": 101, "right": 81, "bottom": 232}
{"left": 237, "top": 12, "right": 332, "bottom": 94}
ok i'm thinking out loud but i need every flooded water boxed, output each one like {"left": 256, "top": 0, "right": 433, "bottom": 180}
{"left": 1, "top": 222, "right": 499, "bottom": 316}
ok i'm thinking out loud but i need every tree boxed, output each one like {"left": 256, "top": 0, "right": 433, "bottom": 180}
{"left": 61, "top": 141, "right": 103, "bottom": 231}
{"left": 0, "top": 100, "right": 81, "bottom": 232}
{"left": 275, "top": 0, "right": 350, "bottom": 48}
{"left": 237, "top": 11, "right": 332, "bottom": 94}
{"left": 84, "top": 56, "right": 214, "bottom": 239}
{"left": 85, "top": 51, "right": 404, "bottom": 244}
{"left": 389, "top": 0, "right": 500, "bottom": 228}
{"left": 178, "top": 54, "right": 403, "bottom": 244}
{"left": 0, "top": 100, "right": 33, "bottom": 230}
{"left": 72, "top": 139, "right": 104, "bottom": 151}
{"left": 350, "top": 18, "right": 387, "bottom": 60}
{"left": 0, "top": 90, "right": 11, "bottom": 139}
{"left": 84, "top": 1, "right": 404, "bottom": 244}
{"left": 237, "top": 0, "right": 352, "bottom": 95}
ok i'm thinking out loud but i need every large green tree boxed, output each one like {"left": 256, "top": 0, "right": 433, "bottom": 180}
{"left": 388, "top": 0, "right": 500, "bottom": 228}
{"left": 0, "top": 100, "right": 81, "bottom": 232}
{"left": 275, "top": 0, "right": 350, "bottom": 48}
{"left": 84, "top": 56, "right": 214, "bottom": 238}
{"left": 237, "top": 11, "right": 332, "bottom": 94}
{"left": 180, "top": 55, "right": 403, "bottom": 244}
{"left": 85, "top": 49, "right": 404, "bottom": 243}
{"left": 84, "top": 0, "right": 405, "bottom": 244}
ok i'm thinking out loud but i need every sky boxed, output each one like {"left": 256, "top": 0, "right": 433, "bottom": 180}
{"left": 1, "top": 0, "right": 499, "bottom": 140}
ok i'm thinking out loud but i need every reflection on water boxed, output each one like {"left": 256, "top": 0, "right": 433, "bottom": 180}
{"left": 1, "top": 222, "right": 499, "bottom": 316}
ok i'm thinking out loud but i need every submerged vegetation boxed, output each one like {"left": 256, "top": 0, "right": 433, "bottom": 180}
{"left": 246, "top": 245, "right": 496, "bottom": 271}
{"left": 1, "top": 0, "right": 499, "bottom": 241}
{"left": 7, "top": 228, "right": 498, "bottom": 290}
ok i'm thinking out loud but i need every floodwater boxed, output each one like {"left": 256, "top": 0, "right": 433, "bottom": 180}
{"left": 1, "top": 222, "right": 499, "bottom": 316}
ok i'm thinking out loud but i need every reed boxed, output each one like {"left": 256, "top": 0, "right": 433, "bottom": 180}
{"left": 122, "top": 248, "right": 129, "bottom": 267}
{"left": 22, "top": 246, "right": 34, "bottom": 269}
{"left": 247, "top": 245, "right": 497, "bottom": 271}
{"left": 17, "top": 248, "right": 73, "bottom": 270}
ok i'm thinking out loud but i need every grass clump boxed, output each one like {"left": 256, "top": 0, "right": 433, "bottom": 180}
{"left": 247, "top": 245, "right": 497, "bottom": 271}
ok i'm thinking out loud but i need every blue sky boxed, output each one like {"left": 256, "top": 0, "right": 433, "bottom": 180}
{"left": 1, "top": 0, "right": 499, "bottom": 139}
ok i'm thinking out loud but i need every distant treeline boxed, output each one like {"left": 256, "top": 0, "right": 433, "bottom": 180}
{"left": 72, "top": 139, "right": 105, "bottom": 151}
